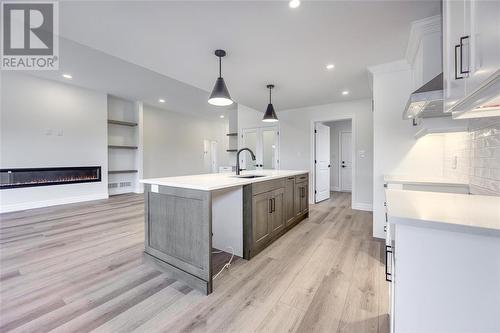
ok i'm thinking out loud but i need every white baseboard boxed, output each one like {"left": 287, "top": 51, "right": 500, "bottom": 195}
{"left": 0, "top": 193, "right": 109, "bottom": 213}
{"left": 352, "top": 202, "right": 373, "bottom": 212}
{"left": 330, "top": 186, "right": 340, "bottom": 191}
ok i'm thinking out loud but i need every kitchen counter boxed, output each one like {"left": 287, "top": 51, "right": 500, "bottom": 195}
{"left": 141, "top": 169, "right": 309, "bottom": 191}
{"left": 385, "top": 189, "right": 500, "bottom": 237}
{"left": 384, "top": 174, "right": 468, "bottom": 186}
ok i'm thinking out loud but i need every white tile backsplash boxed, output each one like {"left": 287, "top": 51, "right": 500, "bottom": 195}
{"left": 441, "top": 118, "right": 500, "bottom": 195}
{"left": 468, "top": 118, "right": 500, "bottom": 195}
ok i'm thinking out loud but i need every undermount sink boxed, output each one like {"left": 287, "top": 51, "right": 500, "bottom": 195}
{"left": 231, "top": 175, "right": 266, "bottom": 179}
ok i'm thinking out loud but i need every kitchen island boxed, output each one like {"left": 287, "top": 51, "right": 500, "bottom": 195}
{"left": 140, "top": 170, "right": 309, "bottom": 294}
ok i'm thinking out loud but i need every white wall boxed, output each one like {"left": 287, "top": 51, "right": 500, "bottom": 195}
{"left": 143, "top": 105, "right": 229, "bottom": 178}
{"left": 276, "top": 99, "right": 373, "bottom": 210}
{"left": 370, "top": 61, "right": 455, "bottom": 238}
{"left": 325, "top": 120, "right": 352, "bottom": 191}
{"left": 0, "top": 72, "right": 108, "bottom": 212}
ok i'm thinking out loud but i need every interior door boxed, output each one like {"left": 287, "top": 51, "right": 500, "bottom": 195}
{"left": 261, "top": 127, "right": 279, "bottom": 170}
{"left": 314, "top": 123, "right": 330, "bottom": 202}
{"left": 241, "top": 127, "right": 279, "bottom": 171}
{"left": 241, "top": 129, "right": 257, "bottom": 171}
{"left": 210, "top": 141, "right": 218, "bottom": 173}
{"left": 340, "top": 131, "right": 352, "bottom": 192}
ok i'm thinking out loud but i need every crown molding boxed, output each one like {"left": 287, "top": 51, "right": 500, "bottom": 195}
{"left": 405, "top": 15, "right": 442, "bottom": 66}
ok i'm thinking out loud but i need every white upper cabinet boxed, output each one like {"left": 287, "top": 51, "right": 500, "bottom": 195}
{"left": 443, "top": 0, "right": 467, "bottom": 112}
{"left": 443, "top": 0, "right": 500, "bottom": 117}
{"left": 467, "top": 0, "right": 500, "bottom": 93}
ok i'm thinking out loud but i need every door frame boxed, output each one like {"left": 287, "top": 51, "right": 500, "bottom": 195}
{"left": 310, "top": 115, "right": 355, "bottom": 208}
{"left": 339, "top": 130, "right": 352, "bottom": 192}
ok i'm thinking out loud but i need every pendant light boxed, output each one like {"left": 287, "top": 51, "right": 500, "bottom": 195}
{"left": 208, "top": 49, "right": 233, "bottom": 106}
{"left": 262, "top": 84, "right": 278, "bottom": 122}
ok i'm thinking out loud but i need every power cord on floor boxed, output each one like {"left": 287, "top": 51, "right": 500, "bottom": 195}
{"left": 212, "top": 246, "right": 234, "bottom": 279}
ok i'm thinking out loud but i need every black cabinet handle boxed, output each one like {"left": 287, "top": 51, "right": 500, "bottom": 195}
{"left": 272, "top": 198, "right": 275, "bottom": 212}
{"left": 269, "top": 199, "right": 273, "bottom": 214}
{"left": 385, "top": 245, "right": 393, "bottom": 282}
{"left": 460, "top": 36, "right": 470, "bottom": 75}
{"left": 455, "top": 44, "right": 464, "bottom": 80}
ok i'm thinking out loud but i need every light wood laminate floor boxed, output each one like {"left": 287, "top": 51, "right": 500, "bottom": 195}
{"left": 0, "top": 192, "right": 388, "bottom": 333}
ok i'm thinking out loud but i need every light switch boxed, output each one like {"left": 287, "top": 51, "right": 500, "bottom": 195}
{"left": 358, "top": 150, "right": 366, "bottom": 158}
{"left": 151, "top": 184, "right": 159, "bottom": 193}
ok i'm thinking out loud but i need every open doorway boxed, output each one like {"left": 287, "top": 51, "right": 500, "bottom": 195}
{"left": 313, "top": 119, "right": 353, "bottom": 204}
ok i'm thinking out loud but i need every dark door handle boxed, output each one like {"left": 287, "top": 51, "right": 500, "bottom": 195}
{"left": 328, "top": 164, "right": 331, "bottom": 168}
{"left": 342, "top": 165, "right": 346, "bottom": 168}
{"left": 460, "top": 36, "right": 470, "bottom": 75}
{"left": 385, "top": 245, "right": 393, "bottom": 282}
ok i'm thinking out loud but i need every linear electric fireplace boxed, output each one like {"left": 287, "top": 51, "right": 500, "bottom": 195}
{"left": 0, "top": 166, "right": 101, "bottom": 189}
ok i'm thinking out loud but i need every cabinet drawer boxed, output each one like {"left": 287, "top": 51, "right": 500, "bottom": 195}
{"left": 252, "top": 178, "right": 285, "bottom": 195}
{"left": 295, "top": 174, "right": 308, "bottom": 182}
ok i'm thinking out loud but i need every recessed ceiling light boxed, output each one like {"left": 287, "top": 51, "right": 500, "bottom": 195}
{"left": 219, "top": 115, "right": 225, "bottom": 119}
{"left": 326, "top": 64, "right": 335, "bottom": 70}
{"left": 289, "top": 0, "right": 300, "bottom": 9}
{"left": 62, "top": 74, "right": 72, "bottom": 79}
{"left": 158, "top": 98, "right": 165, "bottom": 103}
{"left": 342, "top": 90, "right": 349, "bottom": 95}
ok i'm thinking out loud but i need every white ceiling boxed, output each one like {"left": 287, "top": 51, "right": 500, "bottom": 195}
{"left": 25, "top": 37, "right": 235, "bottom": 121}
{"left": 58, "top": 0, "right": 441, "bottom": 112}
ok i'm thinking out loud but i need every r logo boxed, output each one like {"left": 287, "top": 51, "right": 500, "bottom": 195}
{"left": 2, "top": 2, "right": 54, "bottom": 55}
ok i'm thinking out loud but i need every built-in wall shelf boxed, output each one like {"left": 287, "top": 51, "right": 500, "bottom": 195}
{"left": 108, "top": 170, "right": 138, "bottom": 174}
{"left": 226, "top": 149, "right": 238, "bottom": 152}
{"left": 108, "top": 145, "right": 138, "bottom": 149}
{"left": 226, "top": 133, "right": 238, "bottom": 136}
{"left": 108, "top": 119, "right": 138, "bottom": 127}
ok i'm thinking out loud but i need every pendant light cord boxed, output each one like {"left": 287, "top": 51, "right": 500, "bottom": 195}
{"left": 219, "top": 56, "right": 222, "bottom": 78}
{"left": 269, "top": 86, "right": 272, "bottom": 103}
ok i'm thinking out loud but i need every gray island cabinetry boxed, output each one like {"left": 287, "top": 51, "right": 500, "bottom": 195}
{"left": 141, "top": 170, "right": 309, "bottom": 295}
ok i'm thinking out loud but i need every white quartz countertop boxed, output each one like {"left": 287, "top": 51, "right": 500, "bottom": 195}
{"left": 385, "top": 189, "right": 500, "bottom": 237}
{"left": 140, "top": 170, "right": 309, "bottom": 191}
{"left": 384, "top": 174, "right": 469, "bottom": 186}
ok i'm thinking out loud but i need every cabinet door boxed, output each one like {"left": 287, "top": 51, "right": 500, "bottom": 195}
{"left": 284, "top": 177, "right": 295, "bottom": 226}
{"left": 294, "top": 182, "right": 302, "bottom": 217}
{"left": 252, "top": 192, "right": 271, "bottom": 249}
{"left": 467, "top": 0, "right": 500, "bottom": 94}
{"left": 443, "top": 0, "right": 467, "bottom": 112}
{"left": 300, "top": 182, "right": 309, "bottom": 214}
{"left": 269, "top": 189, "right": 285, "bottom": 236}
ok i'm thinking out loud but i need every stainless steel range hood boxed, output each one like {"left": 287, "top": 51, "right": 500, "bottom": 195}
{"left": 402, "top": 73, "right": 446, "bottom": 119}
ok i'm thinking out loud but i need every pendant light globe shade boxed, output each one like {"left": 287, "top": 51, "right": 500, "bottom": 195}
{"left": 262, "top": 103, "right": 278, "bottom": 122}
{"left": 208, "top": 77, "right": 233, "bottom": 106}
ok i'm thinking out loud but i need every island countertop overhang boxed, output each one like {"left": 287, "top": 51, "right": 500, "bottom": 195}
{"left": 140, "top": 169, "right": 309, "bottom": 191}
